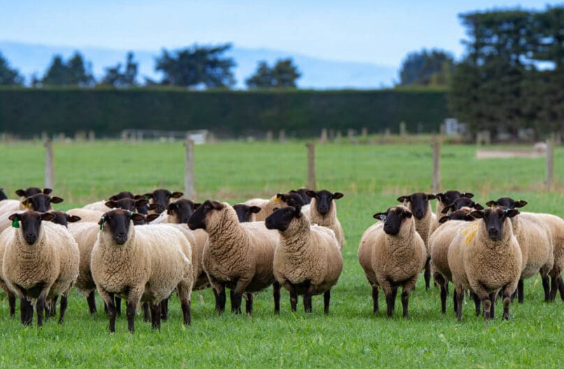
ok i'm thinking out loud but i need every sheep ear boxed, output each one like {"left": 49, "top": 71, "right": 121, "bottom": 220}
{"left": 435, "top": 193, "right": 444, "bottom": 201}
{"left": 133, "top": 194, "right": 144, "bottom": 200}
{"left": 441, "top": 204, "right": 453, "bottom": 214}
{"left": 171, "top": 192, "right": 183, "bottom": 199}
{"left": 474, "top": 203, "right": 484, "bottom": 210}
{"left": 272, "top": 207, "right": 279, "bottom": 212}
{"left": 372, "top": 212, "right": 386, "bottom": 220}
{"left": 21, "top": 198, "right": 30, "bottom": 208}
{"left": 294, "top": 205, "right": 302, "bottom": 218}
{"left": 464, "top": 214, "right": 475, "bottom": 221}
{"left": 193, "top": 203, "right": 202, "bottom": 210}
{"left": 146, "top": 214, "right": 160, "bottom": 223}
{"left": 427, "top": 194, "right": 437, "bottom": 200}
{"left": 463, "top": 192, "right": 474, "bottom": 198}
{"left": 404, "top": 210, "right": 413, "bottom": 218}
{"left": 42, "top": 188, "right": 53, "bottom": 195}
{"left": 439, "top": 216, "right": 449, "bottom": 224}
{"left": 108, "top": 195, "right": 119, "bottom": 201}
{"left": 68, "top": 215, "right": 81, "bottom": 223}
{"left": 305, "top": 190, "right": 316, "bottom": 198}
{"left": 135, "top": 199, "right": 149, "bottom": 208}
{"left": 276, "top": 193, "right": 288, "bottom": 202}
{"left": 250, "top": 206, "right": 261, "bottom": 214}
{"left": 8, "top": 213, "right": 20, "bottom": 221}
{"left": 143, "top": 192, "right": 154, "bottom": 200}
{"left": 166, "top": 202, "right": 177, "bottom": 214}
{"left": 332, "top": 192, "right": 344, "bottom": 200}
{"left": 105, "top": 201, "right": 118, "bottom": 209}
{"left": 51, "top": 197, "right": 64, "bottom": 204}
{"left": 505, "top": 209, "right": 520, "bottom": 218}
{"left": 397, "top": 196, "right": 409, "bottom": 203}
{"left": 210, "top": 201, "right": 224, "bottom": 210}
{"left": 147, "top": 204, "right": 160, "bottom": 211}
{"left": 15, "top": 189, "right": 25, "bottom": 197}
{"left": 470, "top": 210, "right": 484, "bottom": 219}
{"left": 41, "top": 212, "right": 56, "bottom": 222}
{"left": 486, "top": 201, "right": 497, "bottom": 208}
{"left": 515, "top": 200, "right": 527, "bottom": 208}
{"left": 130, "top": 213, "right": 145, "bottom": 222}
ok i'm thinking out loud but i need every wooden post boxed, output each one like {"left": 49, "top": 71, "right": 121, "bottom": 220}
{"left": 432, "top": 135, "right": 441, "bottom": 193}
{"left": 88, "top": 131, "right": 95, "bottom": 142}
{"left": 400, "top": 122, "right": 407, "bottom": 137}
{"left": 266, "top": 131, "right": 273, "bottom": 144}
{"left": 546, "top": 133, "right": 555, "bottom": 191}
{"left": 44, "top": 139, "right": 54, "bottom": 190}
{"left": 361, "top": 127, "right": 368, "bottom": 138}
{"left": 347, "top": 129, "right": 356, "bottom": 144}
{"left": 320, "top": 128, "right": 327, "bottom": 144}
{"left": 279, "top": 130, "right": 286, "bottom": 144}
{"left": 185, "top": 138, "right": 195, "bottom": 199}
{"left": 335, "top": 131, "right": 342, "bottom": 144}
{"left": 306, "top": 142, "right": 316, "bottom": 190}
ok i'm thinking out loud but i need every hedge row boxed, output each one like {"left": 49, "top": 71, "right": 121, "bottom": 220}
{"left": 0, "top": 88, "right": 449, "bottom": 138}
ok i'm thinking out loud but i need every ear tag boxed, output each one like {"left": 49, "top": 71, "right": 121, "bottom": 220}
{"left": 24, "top": 202, "right": 29, "bottom": 209}
{"left": 504, "top": 209, "right": 509, "bottom": 215}
{"left": 145, "top": 195, "right": 150, "bottom": 201}
{"left": 129, "top": 212, "right": 134, "bottom": 219}
{"left": 379, "top": 215, "right": 387, "bottom": 222}
{"left": 12, "top": 220, "right": 19, "bottom": 228}
{"left": 100, "top": 217, "right": 106, "bottom": 230}
{"left": 274, "top": 197, "right": 281, "bottom": 203}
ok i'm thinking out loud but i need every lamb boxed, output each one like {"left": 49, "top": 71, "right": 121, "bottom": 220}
{"left": 358, "top": 205, "right": 426, "bottom": 318}
{"left": 304, "top": 190, "right": 345, "bottom": 250}
{"left": 428, "top": 209, "right": 477, "bottom": 314}
{"left": 91, "top": 209, "right": 193, "bottom": 333}
{"left": 2, "top": 211, "right": 79, "bottom": 326}
{"left": 233, "top": 204, "right": 261, "bottom": 222}
{"left": 243, "top": 193, "right": 298, "bottom": 222}
{"left": 188, "top": 200, "right": 280, "bottom": 315}
{"left": 487, "top": 197, "right": 558, "bottom": 302}
{"left": 0, "top": 193, "right": 64, "bottom": 234}
{"left": 448, "top": 207, "right": 522, "bottom": 321}
{"left": 396, "top": 192, "right": 436, "bottom": 289}
{"left": 265, "top": 206, "right": 343, "bottom": 314}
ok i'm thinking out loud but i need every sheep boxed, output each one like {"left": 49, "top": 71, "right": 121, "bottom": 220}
{"left": 448, "top": 207, "right": 522, "bottom": 321}
{"left": 91, "top": 209, "right": 193, "bottom": 333}
{"left": 435, "top": 191, "right": 474, "bottom": 217}
{"left": 265, "top": 206, "right": 343, "bottom": 314}
{"left": 396, "top": 192, "right": 436, "bottom": 289}
{"left": 243, "top": 193, "right": 298, "bottom": 222}
{"left": 358, "top": 205, "right": 426, "bottom": 318}
{"left": 2, "top": 211, "right": 79, "bottom": 326}
{"left": 81, "top": 190, "right": 141, "bottom": 213}
{"left": 188, "top": 200, "right": 280, "bottom": 315}
{"left": 304, "top": 190, "right": 345, "bottom": 250}
{"left": 428, "top": 209, "right": 477, "bottom": 314}
{"left": 487, "top": 197, "right": 559, "bottom": 302}
{"left": 0, "top": 187, "right": 51, "bottom": 215}
{"left": 290, "top": 188, "right": 312, "bottom": 205}
{"left": 104, "top": 198, "right": 150, "bottom": 225}
{"left": 440, "top": 198, "right": 484, "bottom": 215}
{"left": 233, "top": 204, "right": 261, "bottom": 222}
{"left": 138, "top": 189, "right": 183, "bottom": 214}
{"left": 0, "top": 193, "right": 64, "bottom": 234}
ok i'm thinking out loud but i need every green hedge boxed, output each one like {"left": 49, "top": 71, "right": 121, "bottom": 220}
{"left": 0, "top": 88, "right": 449, "bottom": 138}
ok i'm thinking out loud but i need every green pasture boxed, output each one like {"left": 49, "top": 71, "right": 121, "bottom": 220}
{"left": 0, "top": 140, "right": 563, "bottom": 368}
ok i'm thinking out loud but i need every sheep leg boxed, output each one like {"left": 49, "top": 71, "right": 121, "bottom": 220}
{"left": 126, "top": 300, "right": 137, "bottom": 333}
{"left": 452, "top": 289, "right": 457, "bottom": 314}
{"left": 424, "top": 258, "right": 431, "bottom": 290}
{"left": 245, "top": 293, "right": 253, "bottom": 316}
{"left": 549, "top": 275, "right": 558, "bottom": 301}
{"left": 285, "top": 283, "right": 298, "bottom": 312}
{"left": 211, "top": 282, "right": 226, "bottom": 314}
{"left": 115, "top": 296, "right": 122, "bottom": 316}
{"left": 517, "top": 279, "right": 524, "bottom": 304}
{"left": 469, "top": 291, "right": 481, "bottom": 316}
{"left": 541, "top": 274, "right": 551, "bottom": 302}
{"left": 454, "top": 285, "right": 464, "bottom": 321}
{"left": 20, "top": 297, "right": 32, "bottom": 325}
{"left": 36, "top": 295, "right": 46, "bottom": 327}
{"left": 558, "top": 275, "right": 564, "bottom": 301}
{"left": 501, "top": 287, "right": 512, "bottom": 321}
{"left": 323, "top": 290, "right": 331, "bottom": 314}
{"left": 489, "top": 292, "right": 497, "bottom": 319}
{"left": 160, "top": 297, "right": 169, "bottom": 321}
{"left": 232, "top": 278, "right": 252, "bottom": 315}
{"left": 401, "top": 277, "right": 417, "bottom": 319}
{"left": 303, "top": 282, "right": 314, "bottom": 313}
{"left": 382, "top": 283, "right": 396, "bottom": 318}
{"left": 142, "top": 302, "right": 150, "bottom": 322}
{"left": 273, "top": 281, "right": 281, "bottom": 314}
{"left": 86, "top": 291, "right": 97, "bottom": 314}
{"left": 58, "top": 294, "right": 68, "bottom": 324}
{"left": 372, "top": 286, "right": 379, "bottom": 313}
{"left": 98, "top": 288, "right": 117, "bottom": 333}
{"left": 51, "top": 296, "right": 58, "bottom": 318}
{"left": 149, "top": 302, "right": 161, "bottom": 330}
{"left": 8, "top": 292, "right": 16, "bottom": 317}
{"left": 435, "top": 273, "right": 447, "bottom": 314}
{"left": 176, "top": 283, "right": 192, "bottom": 326}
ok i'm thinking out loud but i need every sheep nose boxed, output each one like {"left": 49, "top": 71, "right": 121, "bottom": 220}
{"left": 24, "top": 234, "right": 37, "bottom": 245}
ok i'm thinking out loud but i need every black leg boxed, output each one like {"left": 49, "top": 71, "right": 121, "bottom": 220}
{"left": 456, "top": 288, "right": 464, "bottom": 321}
{"left": 126, "top": 301, "right": 136, "bottom": 333}
{"left": 107, "top": 293, "right": 116, "bottom": 333}
{"left": 385, "top": 290, "right": 394, "bottom": 317}
{"left": 8, "top": 292, "right": 16, "bottom": 317}
{"left": 542, "top": 274, "right": 551, "bottom": 302}
{"left": 440, "top": 283, "right": 447, "bottom": 314}
{"left": 245, "top": 293, "right": 253, "bottom": 316}
{"left": 303, "top": 282, "right": 314, "bottom": 313}
{"left": 424, "top": 258, "right": 431, "bottom": 290}
{"left": 558, "top": 276, "right": 564, "bottom": 301}
{"left": 36, "top": 297, "right": 45, "bottom": 327}
{"left": 372, "top": 286, "right": 379, "bottom": 313}
{"left": 58, "top": 295, "right": 68, "bottom": 324}
{"left": 470, "top": 291, "right": 481, "bottom": 317}
{"left": 390, "top": 288, "right": 398, "bottom": 313}
{"left": 181, "top": 299, "right": 191, "bottom": 326}
{"left": 288, "top": 284, "right": 298, "bottom": 312}
{"left": 323, "top": 290, "right": 331, "bottom": 314}
{"left": 273, "top": 282, "right": 281, "bottom": 314}
{"left": 231, "top": 290, "right": 243, "bottom": 314}
{"left": 517, "top": 279, "right": 524, "bottom": 304}
{"left": 51, "top": 296, "right": 58, "bottom": 318}
{"left": 160, "top": 298, "right": 169, "bottom": 320}
{"left": 401, "top": 289, "right": 410, "bottom": 318}
{"left": 489, "top": 292, "right": 496, "bottom": 320}
{"left": 143, "top": 302, "right": 150, "bottom": 322}
{"left": 150, "top": 302, "right": 161, "bottom": 330}
{"left": 115, "top": 296, "right": 122, "bottom": 316}
{"left": 213, "top": 287, "right": 226, "bottom": 314}
{"left": 453, "top": 290, "right": 458, "bottom": 314}
{"left": 87, "top": 291, "right": 97, "bottom": 314}
{"left": 20, "top": 297, "right": 31, "bottom": 325}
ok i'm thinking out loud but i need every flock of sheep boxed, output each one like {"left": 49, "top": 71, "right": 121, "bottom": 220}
{"left": 0, "top": 187, "right": 561, "bottom": 333}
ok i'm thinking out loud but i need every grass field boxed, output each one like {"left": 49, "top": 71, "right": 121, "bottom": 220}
{"left": 0, "top": 140, "right": 563, "bottom": 368}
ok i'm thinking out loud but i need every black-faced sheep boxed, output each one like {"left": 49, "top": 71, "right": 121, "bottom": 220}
{"left": 304, "top": 190, "right": 345, "bottom": 250}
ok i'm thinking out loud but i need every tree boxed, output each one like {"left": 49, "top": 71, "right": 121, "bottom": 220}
{"left": 100, "top": 52, "right": 138, "bottom": 87}
{"left": 398, "top": 49, "right": 454, "bottom": 86}
{"left": 0, "top": 52, "right": 24, "bottom": 86}
{"left": 41, "top": 52, "right": 95, "bottom": 87}
{"left": 155, "top": 44, "right": 235, "bottom": 89}
{"left": 246, "top": 58, "right": 301, "bottom": 89}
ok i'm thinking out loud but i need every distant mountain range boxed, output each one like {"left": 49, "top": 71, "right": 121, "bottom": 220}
{"left": 0, "top": 41, "right": 397, "bottom": 89}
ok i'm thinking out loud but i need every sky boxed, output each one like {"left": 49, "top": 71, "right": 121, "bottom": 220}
{"left": 0, "top": 0, "right": 558, "bottom": 68}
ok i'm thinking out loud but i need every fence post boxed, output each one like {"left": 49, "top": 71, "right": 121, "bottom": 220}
{"left": 266, "top": 131, "right": 273, "bottom": 144}
{"left": 44, "top": 139, "right": 54, "bottom": 190}
{"left": 546, "top": 133, "right": 555, "bottom": 191}
{"left": 320, "top": 128, "right": 327, "bottom": 144}
{"left": 279, "top": 130, "right": 286, "bottom": 144}
{"left": 185, "top": 137, "right": 195, "bottom": 199}
{"left": 306, "top": 142, "right": 316, "bottom": 190}
{"left": 432, "top": 135, "right": 441, "bottom": 193}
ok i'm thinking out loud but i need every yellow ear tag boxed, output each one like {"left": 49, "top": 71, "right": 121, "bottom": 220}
{"left": 24, "top": 202, "right": 29, "bottom": 209}
{"left": 274, "top": 197, "right": 281, "bottom": 203}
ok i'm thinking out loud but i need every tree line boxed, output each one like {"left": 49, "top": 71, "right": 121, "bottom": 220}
{"left": 0, "top": 44, "right": 301, "bottom": 90}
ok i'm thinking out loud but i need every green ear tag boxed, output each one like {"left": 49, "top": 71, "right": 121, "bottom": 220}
{"left": 129, "top": 212, "right": 134, "bottom": 219}
{"left": 100, "top": 217, "right": 105, "bottom": 230}
{"left": 145, "top": 195, "right": 150, "bottom": 201}
{"left": 12, "top": 220, "right": 19, "bottom": 228}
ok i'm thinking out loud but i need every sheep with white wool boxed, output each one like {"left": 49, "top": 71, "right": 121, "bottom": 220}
{"left": 265, "top": 205, "right": 343, "bottom": 314}
{"left": 448, "top": 207, "right": 522, "bottom": 321}
{"left": 2, "top": 211, "right": 79, "bottom": 326}
{"left": 243, "top": 192, "right": 300, "bottom": 221}
{"left": 0, "top": 187, "right": 49, "bottom": 214}
{"left": 0, "top": 193, "right": 64, "bottom": 233}
{"left": 188, "top": 200, "right": 281, "bottom": 315}
{"left": 358, "top": 205, "right": 426, "bottom": 318}
{"left": 304, "top": 190, "right": 345, "bottom": 250}
{"left": 396, "top": 192, "right": 436, "bottom": 289}
{"left": 91, "top": 209, "right": 193, "bottom": 333}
